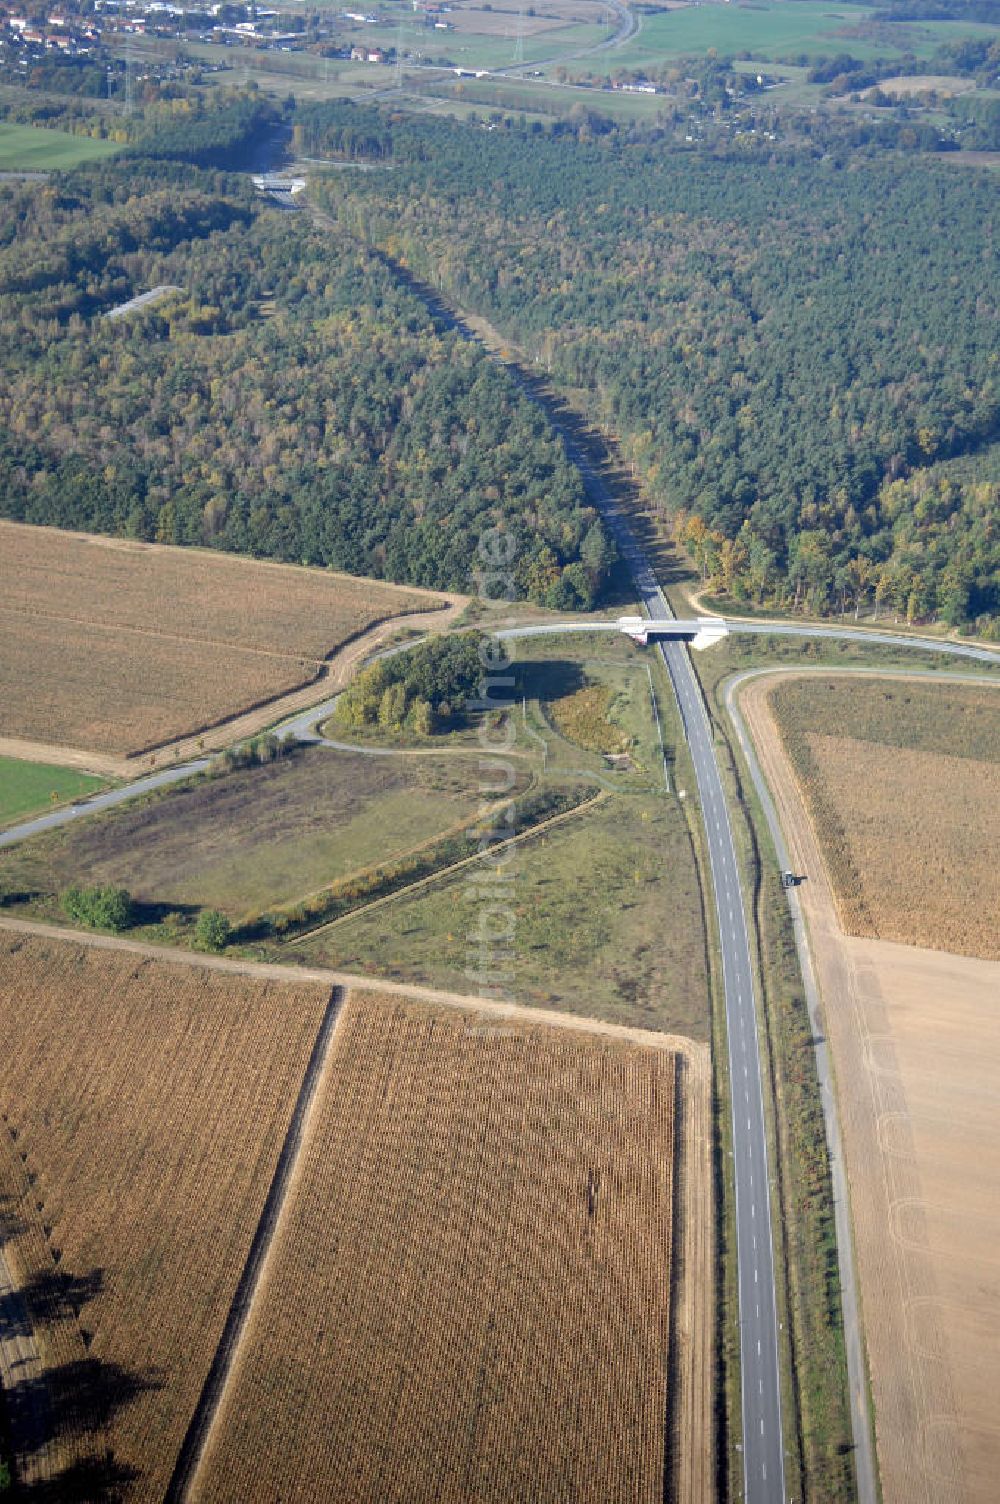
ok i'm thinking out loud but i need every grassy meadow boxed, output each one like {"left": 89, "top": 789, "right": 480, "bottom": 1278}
{"left": 614, "top": 1, "right": 1000, "bottom": 70}
{"left": 0, "top": 755, "right": 105, "bottom": 827}
{"left": 0, "top": 747, "right": 496, "bottom": 924}
{"left": 0, "top": 632, "right": 710, "bottom": 1037}
{"left": 294, "top": 638, "right": 710, "bottom": 1037}
{"left": 0, "top": 121, "right": 120, "bottom": 171}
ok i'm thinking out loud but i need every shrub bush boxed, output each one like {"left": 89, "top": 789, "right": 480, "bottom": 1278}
{"left": 61, "top": 884, "right": 134, "bottom": 932}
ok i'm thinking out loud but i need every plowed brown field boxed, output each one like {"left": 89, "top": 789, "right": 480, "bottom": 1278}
{"left": 768, "top": 674, "right": 1000, "bottom": 959}
{"left": 192, "top": 990, "right": 713, "bottom": 1504}
{"left": 0, "top": 930, "right": 332, "bottom": 1501}
{"left": 0, "top": 520, "right": 449, "bottom": 758}
{"left": 742, "top": 672, "right": 1000, "bottom": 1504}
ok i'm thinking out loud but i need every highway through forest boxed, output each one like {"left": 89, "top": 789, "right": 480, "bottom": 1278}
{"left": 535, "top": 449, "right": 788, "bottom": 1502}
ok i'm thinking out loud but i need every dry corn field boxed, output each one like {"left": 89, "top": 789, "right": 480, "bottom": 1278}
{"left": 0, "top": 520, "right": 446, "bottom": 756}
{"left": 0, "top": 930, "right": 332, "bottom": 1502}
{"left": 194, "top": 991, "right": 686, "bottom": 1504}
{"left": 769, "top": 675, "right": 1000, "bottom": 959}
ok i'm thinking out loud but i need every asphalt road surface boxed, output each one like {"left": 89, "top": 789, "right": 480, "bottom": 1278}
{"left": 729, "top": 619, "right": 1000, "bottom": 666}
{"left": 528, "top": 441, "right": 787, "bottom": 1500}
{"left": 0, "top": 760, "right": 210, "bottom": 852}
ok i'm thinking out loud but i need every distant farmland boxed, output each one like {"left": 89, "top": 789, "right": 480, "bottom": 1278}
{"left": 193, "top": 990, "right": 712, "bottom": 1504}
{"left": 0, "top": 521, "right": 452, "bottom": 760}
{"left": 768, "top": 674, "right": 1000, "bottom": 958}
{"left": 0, "top": 931, "right": 332, "bottom": 1501}
{"left": 0, "top": 121, "right": 120, "bottom": 171}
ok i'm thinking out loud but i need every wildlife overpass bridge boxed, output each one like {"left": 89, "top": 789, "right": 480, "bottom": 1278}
{"left": 617, "top": 615, "right": 728, "bottom": 650}
{"left": 497, "top": 616, "right": 729, "bottom": 651}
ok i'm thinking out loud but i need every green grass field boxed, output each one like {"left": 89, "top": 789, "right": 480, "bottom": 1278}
{"left": 292, "top": 638, "right": 710, "bottom": 1037}
{"left": 297, "top": 787, "right": 710, "bottom": 1035}
{"left": 0, "top": 757, "right": 105, "bottom": 827}
{"left": 0, "top": 121, "right": 120, "bottom": 171}
{"left": 615, "top": 1, "right": 878, "bottom": 68}
{"left": 437, "top": 73, "right": 670, "bottom": 120}
{"left": 613, "top": 1, "right": 1000, "bottom": 70}
{"left": 0, "top": 747, "right": 499, "bottom": 921}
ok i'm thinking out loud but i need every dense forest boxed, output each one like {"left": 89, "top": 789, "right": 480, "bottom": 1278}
{"left": 307, "top": 101, "right": 999, "bottom": 631}
{"left": 0, "top": 147, "right": 613, "bottom": 607}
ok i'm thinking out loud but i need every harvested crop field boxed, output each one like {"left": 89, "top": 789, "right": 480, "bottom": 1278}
{"left": 864, "top": 73, "right": 975, "bottom": 97}
{"left": 193, "top": 990, "right": 714, "bottom": 1504}
{"left": 0, "top": 929, "right": 332, "bottom": 1502}
{"left": 739, "top": 671, "right": 1000, "bottom": 1504}
{"left": 767, "top": 674, "right": 1000, "bottom": 958}
{"left": 0, "top": 520, "right": 451, "bottom": 760}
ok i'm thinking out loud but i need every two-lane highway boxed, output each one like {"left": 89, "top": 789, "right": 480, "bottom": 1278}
{"left": 550, "top": 445, "right": 787, "bottom": 1500}
{"left": 659, "top": 631, "right": 785, "bottom": 1503}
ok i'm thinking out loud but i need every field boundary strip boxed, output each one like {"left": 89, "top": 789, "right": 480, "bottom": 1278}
{"left": 0, "top": 916, "right": 694, "bottom": 1054}
{"left": 162, "top": 983, "right": 347, "bottom": 1504}
{"left": 261, "top": 791, "right": 529, "bottom": 923}
{"left": 283, "top": 787, "right": 610, "bottom": 945}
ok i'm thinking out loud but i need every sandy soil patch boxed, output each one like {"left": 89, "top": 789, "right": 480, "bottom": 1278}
{"left": 864, "top": 74, "right": 976, "bottom": 98}
{"left": 740, "top": 673, "right": 1000, "bottom": 1504}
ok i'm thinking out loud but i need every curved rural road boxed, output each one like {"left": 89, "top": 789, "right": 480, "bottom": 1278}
{"left": 727, "top": 619, "right": 1000, "bottom": 666}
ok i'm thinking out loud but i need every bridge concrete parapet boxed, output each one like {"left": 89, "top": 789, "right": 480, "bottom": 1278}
{"left": 617, "top": 615, "right": 729, "bottom": 651}
{"left": 252, "top": 175, "right": 306, "bottom": 195}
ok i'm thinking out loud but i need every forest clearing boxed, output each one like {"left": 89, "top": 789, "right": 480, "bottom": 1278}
{"left": 740, "top": 670, "right": 1000, "bottom": 1504}
{"left": 190, "top": 989, "right": 713, "bottom": 1504}
{"left": 0, "top": 521, "right": 454, "bottom": 763}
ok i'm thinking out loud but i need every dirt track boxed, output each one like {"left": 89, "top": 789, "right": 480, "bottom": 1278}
{"left": 671, "top": 1041, "right": 714, "bottom": 1504}
{"left": 739, "top": 674, "right": 1000, "bottom": 1504}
